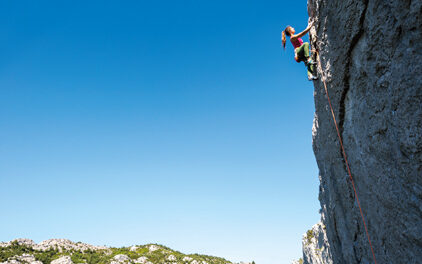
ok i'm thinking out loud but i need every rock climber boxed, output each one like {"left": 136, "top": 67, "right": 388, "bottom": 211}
{"left": 282, "top": 21, "right": 318, "bottom": 81}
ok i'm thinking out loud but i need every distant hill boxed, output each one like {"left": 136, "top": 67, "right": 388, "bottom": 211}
{"left": 0, "top": 239, "right": 244, "bottom": 264}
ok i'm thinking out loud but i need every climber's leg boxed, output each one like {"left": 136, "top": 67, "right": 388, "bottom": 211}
{"left": 296, "top": 43, "right": 309, "bottom": 62}
{"left": 303, "top": 42, "right": 310, "bottom": 58}
{"left": 304, "top": 43, "right": 317, "bottom": 66}
{"left": 305, "top": 44, "right": 317, "bottom": 81}
{"left": 297, "top": 43, "right": 317, "bottom": 81}
{"left": 307, "top": 64, "right": 314, "bottom": 76}
{"left": 307, "top": 64, "right": 318, "bottom": 81}
{"left": 297, "top": 42, "right": 316, "bottom": 65}
{"left": 307, "top": 61, "right": 315, "bottom": 74}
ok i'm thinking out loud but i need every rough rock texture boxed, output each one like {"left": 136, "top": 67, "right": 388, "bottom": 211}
{"left": 134, "top": 257, "right": 148, "bottom": 264}
{"left": 147, "top": 245, "right": 160, "bottom": 252}
{"left": 0, "top": 239, "right": 108, "bottom": 252}
{"left": 306, "top": 0, "right": 422, "bottom": 263}
{"left": 166, "top": 255, "right": 176, "bottom": 262}
{"left": 50, "top": 256, "right": 73, "bottom": 264}
{"left": 183, "top": 257, "right": 193, "bottom": 262}
{"left": 112, "top": 254, "right": 132, "bottom": 263}
{"left": 302, "top": 222, "right": 332, "bottom": 264}
{"left": 0, "top": 254, "right": 42, "bottom": 264}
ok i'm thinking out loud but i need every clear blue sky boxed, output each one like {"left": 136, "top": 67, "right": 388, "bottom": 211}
{"left": 0, "top": 1, "right": 320, "bottom": 263}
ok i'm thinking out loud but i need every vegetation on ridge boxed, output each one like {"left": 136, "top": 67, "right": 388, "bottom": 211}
{"left": 305, "top": 229, "right": 315, "bottom": 246}
{"left": 0, "top": 241, "right": 232, "bottom": 264}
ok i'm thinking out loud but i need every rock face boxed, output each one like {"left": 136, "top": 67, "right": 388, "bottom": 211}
{"left": 302, "top": 222, "right": 332, "bottom": 264}
{"left": 112, "top": 254, "right": 132, "bottom": 263}
{"left": 50, "top": 257, "right": 73, "bottom": 264}
{"left": 305, "top": 0, "right": 422, "bottom": 263}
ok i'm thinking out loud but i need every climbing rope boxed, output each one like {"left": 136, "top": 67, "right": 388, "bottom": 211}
{"left": 315, "top": 51, "right": 378, "bottom": 264}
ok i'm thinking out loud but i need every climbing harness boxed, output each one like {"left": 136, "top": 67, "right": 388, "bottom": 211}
{"left": 315, "top": 51, "right": 378, "bottom": 264}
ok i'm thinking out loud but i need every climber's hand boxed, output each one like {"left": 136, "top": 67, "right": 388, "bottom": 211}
{"left": 296, "top": 21, "right": 315, "bottom": 39}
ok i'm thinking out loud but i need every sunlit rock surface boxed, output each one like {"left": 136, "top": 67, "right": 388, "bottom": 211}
{"left": 303, "top": 0, "right": 422, "bottom": 263}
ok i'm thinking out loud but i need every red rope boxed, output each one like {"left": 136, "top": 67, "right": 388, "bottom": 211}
{"left": 315, "top": 51, "right": 378, "bottom": 264}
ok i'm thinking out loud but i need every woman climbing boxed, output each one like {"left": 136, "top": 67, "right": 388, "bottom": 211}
{"left": 282, "top": 21, "right": 318, "bottom": 81}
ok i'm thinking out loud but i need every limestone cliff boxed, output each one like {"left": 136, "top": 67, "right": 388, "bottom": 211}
{"left": 302, "top": 222, "right": 332, "bottom": 264}
{"left": 304, "top": 0, "right": 422, "bottom": 263}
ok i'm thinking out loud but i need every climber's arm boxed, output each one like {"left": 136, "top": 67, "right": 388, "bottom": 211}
{"left": 291, "top": 21, "right": 314, "bottom": 40}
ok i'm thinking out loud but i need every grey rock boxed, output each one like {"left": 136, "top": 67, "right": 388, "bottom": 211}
{"left": 182, "top": 257, "right": 193, "bottom": 262}
{"left": 0, "top": 238, "right": 109, "bottom": 253}
{"left": 147, "top": 245, "right": 159, "bottom": 252}
{"left": 302, "top": 222, "right": 332, "bottom": 264}
{"left": 0, "top": 239, "right": 36, "bottom": 248}
{"left": 129, "top": 246, "right": 138, "bottom": 252}
{"left": 0, "top": 260, "right": 21, "bottom": 264}
{"left": 133, "top": 257, "right": 148, "bottom": 264}
{"left": 166, "top": 255, "right": 176, "bottom": 261}
{"left": 0, "top": 254, "right": 42, "bottom": 264}
{"left": 305, "top": 0, "right": 422, "bottom": 263}
{"left": 50, "top": 256, "right": 73, "bottom": 264}
{"left": 14, "top": 254, "right": 37, "bottom": 264}
{"left": 112, "top": 255, "right": 131, "bottom": 263}
{"left": 36, "top": 239, "right": 108, "bottom": 252}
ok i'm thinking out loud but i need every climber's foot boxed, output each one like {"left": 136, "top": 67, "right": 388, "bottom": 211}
{"left": 308, "top": 75, "right": 318, "bottom": 81}
{"left": 306, "top": 59, "right": 317, "bottom": 66}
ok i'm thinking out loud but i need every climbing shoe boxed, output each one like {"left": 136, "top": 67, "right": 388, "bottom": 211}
{"left": 308, "top": 75, "right": 318, "bottom": 81}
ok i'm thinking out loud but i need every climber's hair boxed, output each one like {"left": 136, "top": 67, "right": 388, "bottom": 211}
{"left": 281, "top": 26, "right": 292, "bottom": 50}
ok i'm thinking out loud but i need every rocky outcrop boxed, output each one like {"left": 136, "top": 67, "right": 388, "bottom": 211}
{"left": 112, "top": 254, "right": 132, "bottom": 264}
{"left": 147, "top": 245, "right": 160, "bottom": 252}
{"left": 133, "top": 257, "right": 148, "bottom": 264}
{"left": 50, "top": 257, "right": 72, "bottom": 264}
{"left": 0, "top": 254, "right": 42, "bottom": 264}
{"left": 302, "top": 222, "right": 332, "bottom": 264}
{"left": 0, "top": 239, "right": 108, "bottom": 252}
{"left": 304, "top": 0, "right": 422, "bottom": 263}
